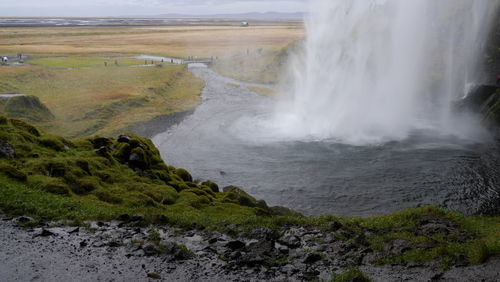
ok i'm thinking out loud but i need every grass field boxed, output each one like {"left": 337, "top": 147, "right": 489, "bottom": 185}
{"left": 0, "top": 22, "right": 303, "bottom": 137}
{"left": 28, "top": 56, "right": 146, "bottom": 68}
{"left": 0, "top": 24, "right": 304, "bottom": 58}
{"left": 0, "top": 64, "right": 203, "bottom": 137}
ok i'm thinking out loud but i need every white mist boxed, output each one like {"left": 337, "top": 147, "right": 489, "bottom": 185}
{"left": 268, "top": 0, "right": 499, "bottom": 145}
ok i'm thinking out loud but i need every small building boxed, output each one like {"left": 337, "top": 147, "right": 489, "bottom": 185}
{"left": 240, "top": 21, "right": 249, "bottom": 27}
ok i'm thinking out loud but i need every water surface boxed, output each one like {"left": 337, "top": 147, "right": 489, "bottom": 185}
{"left": 154, "top": 66, "right": 500, "bottom": 217}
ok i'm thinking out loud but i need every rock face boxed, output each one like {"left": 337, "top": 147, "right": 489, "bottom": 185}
{"left": 0, "top": 142, "right": 15, "bottom": 159}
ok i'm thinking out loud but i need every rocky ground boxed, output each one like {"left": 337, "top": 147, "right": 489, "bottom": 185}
{"left": 1, "top": 211, "right": 499, "bottom": 282}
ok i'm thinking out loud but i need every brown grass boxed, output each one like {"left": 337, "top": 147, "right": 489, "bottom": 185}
{"left": 0, "top": 24, "right": 304, "bottom": 58}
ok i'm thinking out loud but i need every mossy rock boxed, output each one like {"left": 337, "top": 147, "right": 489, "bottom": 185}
{"left": 9, "top": 119, "right": 41, "bottom": 137}
{"left": 168, "top": 180, "right": 190, "bottom": 192}
{"left": 129, "top": 147, "right": 150, "bottom": 169}
{"left": 0, "top": 162, "right": 27, "bottom": 181}
{"left": 89, "top": 136, "right": 113, "bottom": 149}
{"left": 37, "top": 160, "right": 67, "bottom": 177}
{"left": 183, "top": 188, "right": 214, "bottom": 201}
{"left": 38, "top": 136, "right": 66, "bottom": 152}
{"left": 201, "top": 180, "right": 219, "bottom": 193}
{"left": 222, "top": 186, "right": 258, "bottom": 207}
{"left": 75, "top": 160, "right": 91, "bottom": 175}
{"left": 151, "top": 169, "right": 171, "bottom": 183}
{"left": 112, "top": 141, "right": 130, "bottom": 158}
{"left": 175, "top": 168, "right": 193, "bottom": 182}
{"left": 200, "top": 186, "right": 216, "bottom": 197}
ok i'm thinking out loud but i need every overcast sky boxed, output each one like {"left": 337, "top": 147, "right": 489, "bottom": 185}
{"left": 0, "top": 0, "right": 308, "bottom": 17}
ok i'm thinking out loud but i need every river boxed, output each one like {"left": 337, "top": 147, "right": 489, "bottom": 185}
{"left": 153, "top": 65, "right": 500, "bottom": 217}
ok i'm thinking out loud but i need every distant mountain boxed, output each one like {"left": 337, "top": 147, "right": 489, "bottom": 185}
{"left": 131, "top": 12, "right": 305, "bottom": 20}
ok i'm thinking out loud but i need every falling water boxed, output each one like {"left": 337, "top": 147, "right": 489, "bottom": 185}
{"left": 268, "top": 0, "right": 499, "bottom": 145}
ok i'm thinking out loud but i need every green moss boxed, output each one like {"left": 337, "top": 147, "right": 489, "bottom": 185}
{"left": 0, "top": 115, "right": 7, "bottom": 125}
{"left": 222, "top": 186, "right": 258, "bottom": 207}
{"left": 0, "top": 162, "right": 27, "bottom": 181}
{"left": 201, "top": 180, "right": 219, "bottom": 193}
{"left": 39, "top": 136, "right": 66, "bottom": 152}
{"left": 30, "top": 176, "right": 70, "bottom": 196}
{"left": 175, "top": 168, "right": 192, "bottom": 182}
{"left": 178, "top": 191, "right": 211, "bottom": 209}
{"left": 95, "top": 190, "right": 123, "bottom": 204}
{"left": 142, "top": 184, "right": 179, "bottom": 205}
{"left": 331, "top": 268, "right": 372, "bottom": 282}
{"left": 175, "top": 243, "right": 196, "bottom": 259}
{"left": 9, "top": 118, "right": 41, "bottom": 137}
{"left": 67, "top": 176, "right": 100, "bottom": 195}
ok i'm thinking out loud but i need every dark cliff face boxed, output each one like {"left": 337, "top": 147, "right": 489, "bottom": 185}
{"left": 483, "top": 10, "right": 500, "bottom": 82}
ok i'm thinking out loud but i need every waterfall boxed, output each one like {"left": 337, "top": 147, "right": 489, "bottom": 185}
{"left": 269, "top": 0, "right": 499, "bottom": 145}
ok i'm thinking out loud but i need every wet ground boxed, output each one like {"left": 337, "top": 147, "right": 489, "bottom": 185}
{"left": 1, "top": 214, "right": 499, "bottom": 282}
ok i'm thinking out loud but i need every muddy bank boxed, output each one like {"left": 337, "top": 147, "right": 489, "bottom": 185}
{"left": 1, "top": 212, "right": 499, "bottom": 282}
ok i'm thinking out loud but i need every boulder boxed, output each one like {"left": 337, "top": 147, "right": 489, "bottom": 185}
{"left": 0, "top": 142, "right": 15, "bottom": 159}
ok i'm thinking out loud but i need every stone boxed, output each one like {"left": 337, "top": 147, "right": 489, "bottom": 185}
{"left": 279, "top": 233, "right": 301, "bottom": 248}
{"left": 251, "top": 227, "right": 278, "bottom": 241}
{"left": 303, "top": 253, "right": 323, "bottom": 264}
{"left": 143, "top": 244, "right": 160, "bottom": 256}
{"left": 222, "top": 185, "right": 238, "bottom": 192}
{"left": 147, "top": 273, "right": 161, "bottom": 279}
{"left": 80, "top": 240, "right": 88, "bottom": 247}
{"left": 153, "top": 214, "right": 168, "bottom": 224}
{"left": 226, "top": 240, "right": 246, "bottom": 251}
{"left": 236, "top": 253, "right": 266, "bottom": 267}
{"left": 15, "top": 216, "right": 34, "bottom": 223}
{"left": 274, "top": 242, "right": 289, "bottom": 254}
{"left": 69, "top": 227, "right": 80, "bottom": 234}
{"left": 130, "top": 214, "right": 145, "bottom": 222}
{"left": 38, "top": 229, "right": 56, "bottom": 237}
{"left": 91, "top": 137, "right": 112, "bottom": 149}
{"left": 118, "top": 135, "right": 131, "bottom": 143}
{"left": 117, "top": 214, "right": 131, "bottom": 222}
{"left": 0, "top": 142, "right": 15, "bottom": 159}
{"left": 95, "top": 146, "right": 109, "bottom": 157}
{"left": 247, "top": 240, "right": 275, "bottom": 256}
{"left": 385, "top": 239, "right": 411, "bottom": 255}
{"left": 328, "top": 221, "right": 343, "bottom": 231}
